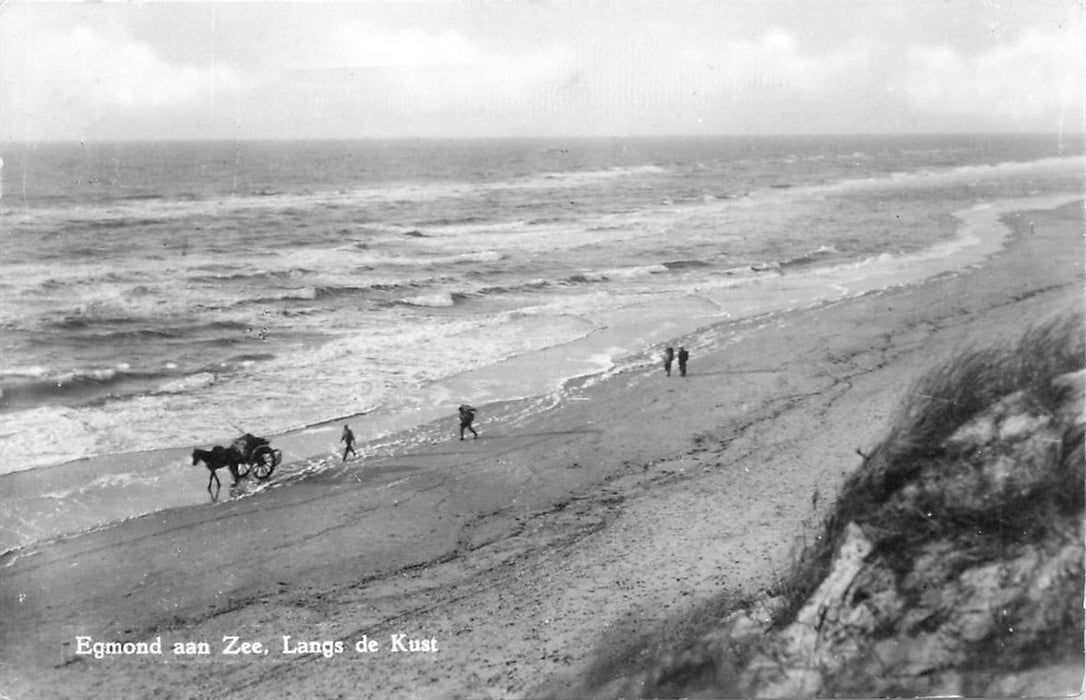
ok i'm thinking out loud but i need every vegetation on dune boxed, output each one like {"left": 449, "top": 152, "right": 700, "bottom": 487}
{"left": 784, "top": 307, "right": 1085, "bottom": 624}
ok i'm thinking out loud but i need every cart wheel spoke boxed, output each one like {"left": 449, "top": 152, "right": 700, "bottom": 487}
{"left": 252, "top": 446, "right": 276, "bottom": 480}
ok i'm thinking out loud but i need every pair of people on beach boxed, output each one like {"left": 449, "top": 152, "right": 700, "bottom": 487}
{"left": 663, "top": 346, "right": 690, "bottom": 377}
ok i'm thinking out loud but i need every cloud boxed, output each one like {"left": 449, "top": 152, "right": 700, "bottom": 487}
{"left": 897, "top": 28, "right": 1084, "bottom": 129}
{"left": 3, "top": 5, "right": 1080, "bottom": 140}
{"left": 321, "top": 22, "right": 573, "bottom": 89}
{"left": 2, "top": 23, "right": 239, "bottom": 139}
{"left": 677, "top": 28, "right": 874, "bottom": 99}
{"left": 271, "top": 22, "right": 575, "bottom": 137}
{"left": 326, "top": 23, "right": 487, "bottom": 68}
{"left": 615, "top": 22, "right": 1082, "bottom": 134}
{"left": 556, "top": 28, "right": 882, "bottom": 135}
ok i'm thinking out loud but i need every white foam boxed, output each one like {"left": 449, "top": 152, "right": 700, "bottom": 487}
{"left": 0, "top": 365, "right": 50, "bottom": 378}
{"left": 0, "top": 407, "right": 100, "bottom": 473}
{"left": 41, "top": 471, "right": 156, "bottom": 499}
{"left": 55, "top": 367, "right": 118, "bottom": 383}
{"left": 157, "top": 372, "right": 217, "bottom": 394}
{"left": 397, "top": 291, "right": 457, "bottom": 307}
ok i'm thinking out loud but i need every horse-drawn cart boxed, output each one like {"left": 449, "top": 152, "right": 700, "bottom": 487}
{"left": 230, "top": 433, "right": 282, "bottom": 480}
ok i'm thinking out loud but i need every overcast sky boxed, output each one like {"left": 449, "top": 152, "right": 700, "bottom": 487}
{"left": 2, "top": 1, "right": 1083, "bottom": 141}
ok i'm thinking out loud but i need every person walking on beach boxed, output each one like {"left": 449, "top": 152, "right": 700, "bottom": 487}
{"left": 663, "top": 347, "right": 675, "bottom": 376}
{"left": 458, "top": 404, "right": 478, "bottom": 440}
{"left": 677, "top": 347, "right": 690, "bottom": 377}
{"left": 341, "top": 424, "right": 357, "bottom": 461}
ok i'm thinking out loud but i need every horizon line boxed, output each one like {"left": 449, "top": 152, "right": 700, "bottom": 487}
{"left": 2, "top": 131, "right": 1079, "bottom": 146}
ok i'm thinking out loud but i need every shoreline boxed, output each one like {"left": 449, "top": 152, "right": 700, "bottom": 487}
{"left": 1, "top": 193, "right": 1079, "bottom": 559}
{"left": 4, "top": 190, "right": 1077, "bottom": 477}
{"left": 0, "top": 198, "right": 1081, "bottom": 698}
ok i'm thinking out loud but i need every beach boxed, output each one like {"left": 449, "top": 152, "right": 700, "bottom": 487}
{"left": 0, "top": 197, "right": 1080, "bottom": 698}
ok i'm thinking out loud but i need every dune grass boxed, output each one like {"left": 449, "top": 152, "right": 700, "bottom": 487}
{"left": 773, "top": 305, "right": 1085, "bottom": 628}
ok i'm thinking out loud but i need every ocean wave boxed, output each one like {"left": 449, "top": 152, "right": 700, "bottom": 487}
{"left": 564, "top": 264, "right": 669, "bottom": 284}
{"left": 90, "top": 217, "right": 173, "bottom": 229}
{"left": 529, "top": 164, "right": 667, "bottom": 185}
{"left": 720, "top": 264, "right": 759, "bottom": 276}
{"left": 0, "top": 366, "right": 51, "bottom": 379}
{"left": 227, "top": 352, "right": 277, "bottom": 365}
{"left": 388, "top": 291, "right": 470, "bottom": 308}
{"left": 119, "top": 193, "right": 165, "bottom": 202}
{"left": 779, "top": 245, "right": 840, "bottom": 268}
{"left": 29, "top": 269, "right": 150, "bottom": 291}
{"left": 662, "top": 259, "right": 712, "bottom": 271}
{"left": 47, "top": 314, "right": 144, "bottom": 330}
{"left": 0, "top": 365, "right": 160, "bottom": 409}
{"left": 345, "top": 249, "right": 507, "bottom": 268}
{"left": 42, "top": 319, "right": 249, "bottom": 342}
{"left": 477, "top": 278, "right": 552, "bottom": 296}
{"left": 7, "top": 363, "right": 242, "bottom": 411}
{"left": 413, "top": 215, "right": 490, "bottom": 228}
{"left": 232, "top": 278, "right": 452, "bottom": 308}
{"left": 338, "top": 164, "right": 675, "bottom": 209}
{"left": 198, "top": 319, "right": 252, "bottom": 334}
{"left": 606, "top": 264, "right": 670, "bottom": 279}
{"left": 247, "top": 287, "right": 321, "bottom": 303}
{"left": 525, "top": 216, "right": 571, "bottom": 226}
{"left": 450, "top": 250, "right": 504, "bottom": 264}
{"left": 822, "top": 154, "right": 1084, "bottom": 196}
{"left": 848, "top": 252, "right": 897, "bottom": 268}
{"left": 746, "top": 245, "right": 842, "bottom": 273}
{"left": 156, "top": 372, "right": 217, "bottom": 394}
{"left": 187, "top": 267, "right": 318, "bottom": 284}
{"left": 474, "top": 260, "right": 700, "bottom": 295}
{"left": 357, "top": 250, "right": 506, "bottom": 267}
{"left": 68, "top": 327, "right": 184, "bottom": 343}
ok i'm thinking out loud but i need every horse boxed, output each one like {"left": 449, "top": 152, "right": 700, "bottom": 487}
{"left": 192, "top": 446, "right": 241, "bottom": 500}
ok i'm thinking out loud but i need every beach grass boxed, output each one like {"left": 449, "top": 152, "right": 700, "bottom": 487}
{"left": 757, "top": 306, "right": 1085, "bottom": 667}
{"left": 783, "top": 304, "right": 1085, "bottom": 621}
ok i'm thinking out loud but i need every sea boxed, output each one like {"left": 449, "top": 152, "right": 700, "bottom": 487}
{"left": 1, "top": 134, "right": 1083, "bottom": 554}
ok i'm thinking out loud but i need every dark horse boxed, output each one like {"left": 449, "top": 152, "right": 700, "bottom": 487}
{"left": 192, "top": 446, "right": 241, "bottom": 500}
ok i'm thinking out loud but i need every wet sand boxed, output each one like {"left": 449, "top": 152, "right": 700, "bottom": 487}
{"left": 0, "top": 200, "right": 1081, "bottom": 699}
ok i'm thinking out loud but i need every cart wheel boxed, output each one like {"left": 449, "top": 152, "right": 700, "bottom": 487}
{"left": 252, "top": 446, "right": 277, "bottom": 480}
{"left": 235, "top": 460, "right": 253, "bottom": 479}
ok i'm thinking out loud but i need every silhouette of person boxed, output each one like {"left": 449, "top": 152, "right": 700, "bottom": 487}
{"left": 677, "top": 347, "right": 689, "bottom": 377}
{"left": 663, "top": 347, "right": 675, "bottom": 376}
{"left": 341, "top": 424, "right": 357, "bottom": 461}
{"left": 458, "top": 404, "right": 478, "bottom": 440}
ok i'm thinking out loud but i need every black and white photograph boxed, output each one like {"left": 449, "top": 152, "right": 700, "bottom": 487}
{"left": 1, "top": 1, "right": 1083, "bottom": 697}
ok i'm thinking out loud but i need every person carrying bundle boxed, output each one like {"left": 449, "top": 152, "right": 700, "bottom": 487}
{"left": 458, "top": 404, "right": 478, "bottom": 440}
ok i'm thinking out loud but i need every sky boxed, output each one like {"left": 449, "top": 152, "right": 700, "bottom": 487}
{"left": 1, "top": 1, "right": 1083, "bottom": 141}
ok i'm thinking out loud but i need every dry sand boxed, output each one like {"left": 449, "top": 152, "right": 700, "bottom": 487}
{"left": 1, "top": 201, "right": 1082, "bottom": 699}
